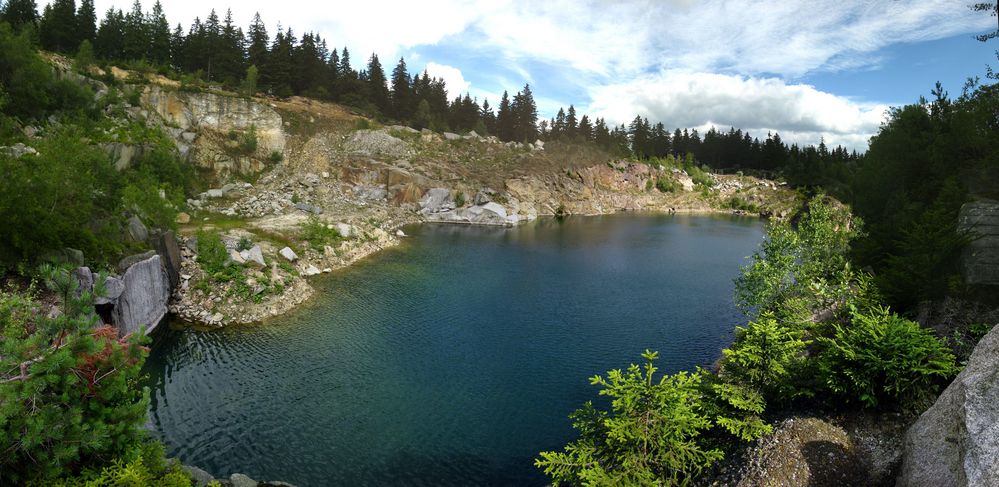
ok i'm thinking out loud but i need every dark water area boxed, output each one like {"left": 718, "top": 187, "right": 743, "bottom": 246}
{"left": 144, "top": 214, "right": 765, "bottom": 486}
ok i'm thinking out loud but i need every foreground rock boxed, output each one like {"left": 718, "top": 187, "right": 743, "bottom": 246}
{"left": 898, "top": 323, "right": 999, "bottom": 487}
{"left": 182, "top": 465, "right": 296, "bottom": 487}
{"left": 112, "top": 255, "right": 171, "bottom": 335}
{"left": 712, "top": 413, "right": 907, "bottom": 487}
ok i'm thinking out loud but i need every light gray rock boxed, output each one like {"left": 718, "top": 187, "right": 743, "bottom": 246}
{"left": 231, "top": 249, "right": 247, "bottom": 264}
{"left": 72, "top": 267, "right": 93, "bottom": 299}
{"left": 96, "top": 276, "right": 125, "bottom": 306}
{"left": 303, "top": 265, "right": 321, "bottom": 276}
{"left": 335, "top": 223, "right": 353, "bottom": 238}
{"left": 126, "top": 215, "right": 148, "bottom": 243}
{"left": 396, "top": 229, "right": 407, "bottom": 237}
{"left": 419, "top": 188, "right": 452, "bottom": 214}
{"left": 279, "top": 246, "right": 298, "bottom": 262}
{"left": 294, "top": 202, "right": 322, "bottom": 215}
{"left": 63, "top": 248, "right": 85, "bottom": 267}
{"left": 473, "top": 190, "right": 493, "bottom": 205}
{"left": 443, "top": 132, "right": 461, "bottom": 141}
{"left": 534, "top": 139, "right": 545, "bottom": 150}
{"left": 959, "top": 199, "right": 999, "bottom": 286}
{"left": 112, "top": 255, "right": 170, "bottom": 335}
{"left": 898, "top": 323, "right": 999, "bottom": 487}
{"left": 117, "top": 250, "right": 156, "bottom": 274}
{"left": 206, "top": 189, "right": 225, "bottom": 199}
{"left": 182, "top": 465, "right": 215, "bottom": 487}
{"left": 480, "top": 201, "right": 508, "bottom": 218}
{"left": 343, "top": 130, "right": 411, "bottom": 158}
{"left": 244, "top": 245, "right": 266, "bottom": 268}
{"left": 230, "top": 472, "right": 258, "bottom": 487}
{"left": 354, "top": 185, "right": 388, "bottom": 201}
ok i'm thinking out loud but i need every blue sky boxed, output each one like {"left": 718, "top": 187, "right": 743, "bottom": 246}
{"left": 86, "top": 0, "right": 998, "bottom": 150}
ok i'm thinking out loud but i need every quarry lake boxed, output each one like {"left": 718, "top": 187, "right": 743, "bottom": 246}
{"left": 144, "top": 214, "right": 765, "bottom": 486}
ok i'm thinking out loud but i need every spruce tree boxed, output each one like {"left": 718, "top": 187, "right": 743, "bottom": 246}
{"left": 511, "top": 84, "right": 538, "bottom": 142}
{"left": 121, "top": 0, "right": 146, "bottom": 60}
{"left": 390, "top": 57, "right": 412, "bottom": 120}
{"left": 497, "top": 90, "right": 513, "bottom": 141}
{"left": 366, "top": 53, "right": 390, "bottom": 114}
{"left": 566, "top": 104, "right": 577, "bottom": 138}
{"left": 94, "top": 8, "right": 123, "bottom": 60}
{"left": 481, "top": 98, "right": 496, "bottom": 135}
{"left": 146, "top": 1, "right": 171, "bottom": 65}
{"left": 76, "top": 0, "right": 95, "bottom": 45}
{"left": 39, "top": 0, "right": 77, "bottom": 53}
{"left": 1, "top": 0, "right": 38, "bottom": 32}
{"left": 578, "top": 114, "right": 593, "bottom": 142}
{"left": 246, "top": 13, "right": 269, "bottom": 87}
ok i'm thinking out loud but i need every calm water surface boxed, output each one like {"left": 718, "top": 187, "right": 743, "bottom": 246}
{"left": 145, "top": 214, "right": 765, "bottom": 486}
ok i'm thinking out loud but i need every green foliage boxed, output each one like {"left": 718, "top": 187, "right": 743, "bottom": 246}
{"left": 241, "top": 65, "right": 259, "bottom": 96}
{"left": 299, "top": 217, "right": 340, "bottom": 250}
{"left": 236, "top": 236, "right": 253, "bottom": 252}
{"left": 720, "top": 313, "right": 810, "bottom": 400}
{"left": 454, "top": 191, "right": 466, "bottom": 207}
{"left": 817, "top": 306, "right": 958, "bottom": 408}
{"left": 74, "top": 40, "right": 96, "bottom": 72}
{"left": 268, "top": 150, "right": 284, "bottom": 163}
{"left": 0, "top": 267, "right": 150, "bottom": 484}
{"left": 704, "top": 380, "right": 772, "bottom": 442}
{"left": 0, "top": 22, "right": 92, "bottom": 121}
{"left": 239, "top": 125, "right": 258, "bottom": 154}
{"left": 725, "top": 195, "right": 758, "bottom": 213}
{"left": 734, "top": 195, "right": 857, "bottom": 318}
{"left": 536, "top": 351, "right": 726, "bottom": 486}
{"left": 656, "top": 176, "right": 677, "bottom": 193}
{"left": 0, "top": 127, "right": 123, "bottom": 264}
{"left": 196, "top": 231, "right": 240, "bottom": 282}
{"left": 49, "top": 439, "right": 193, "bottom": 487}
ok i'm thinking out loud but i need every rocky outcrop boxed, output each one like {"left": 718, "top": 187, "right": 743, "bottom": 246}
{"left": 426, "top": 202, "right": 525, "bottom": 226}
{"left": 898, "top": 324, "right": 999, "bottom": 487}
{"left": 182, "top": 465, "right": 296, "bottom": 487}
{"left": 152, "top": 230, "right": 182, "bottom": 289}
{"left": 344, "top": 129, "right": 412, "bottom": 158}
{"left": 958, "top": 199, "right": 999, "bottom": 286}
{"left": 112, "top": 255, "right": 171, "bottom": 335}
{"left": 142, "top": 86, "right": 286, "bottom": 154}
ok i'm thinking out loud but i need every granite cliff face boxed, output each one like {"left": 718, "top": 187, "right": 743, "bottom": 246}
{"left": 958, "top": 199, "right": 999, "bottom": 286}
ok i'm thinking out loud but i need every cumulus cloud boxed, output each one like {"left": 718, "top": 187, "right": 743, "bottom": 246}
{"left": 423, "top": 62, "right": 471, "bottom": 97}
{"left": 584, "top": 72, "right": 889, "bottom": 150}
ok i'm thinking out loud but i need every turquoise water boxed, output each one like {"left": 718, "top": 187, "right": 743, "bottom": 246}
{"left": 144, "top": 214, "right": 765, "bottom": 486}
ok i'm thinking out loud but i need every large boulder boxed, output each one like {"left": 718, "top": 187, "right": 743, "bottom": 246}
{"left": 152, "top": 230, "right": 182, "bottom": 290}
{"left": 898, "top": 324, "right": 999, "bottom": 487}
{"left": 112, "top": 255, "right": 170, "bottom": 335}
{"left": 126, "top": 215, "right": 148, "bottom": 243}
{"left": 958, "top": 199, "right": 999, "bottom": 286}
{"left": 419, "top": 188, "right": 453, "bottom": 214}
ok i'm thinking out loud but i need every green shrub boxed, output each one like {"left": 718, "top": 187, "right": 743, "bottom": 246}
{"left": 726, "top": 196, "right": 758, "bottom": 213}
{"left": 236, "top": 237, "right": 253, "bottom": 252}
{"left": 269, "top": 150, "right": 284, "bottom": 163}
{"left": 454, "top": 191, "right": 466, "bottom": 207}
{"left": 536, "top": 351, "right": 725, "bottom": 486}
{"left": 720, "top": 313, "right": 810, "bottom": 401}
{"left": 196, "top": 231, "right": 241, "bottom": 282}
{"left": 299, "top": 217, "right": 340, "bottom": 249}
{"left": 656, "top": 176, "right": 677, "bottom": 193}
{"left": 240, "top": 125, "right": 258, "bottom": 154}
{"left": 50, "top": 440, "right": 193, "bottom": 487}
{"left": 817, "top": 306, "right": 958, "bottom": 408}
{"left": 0, "top": 268, "right": 150, "bottom": 483}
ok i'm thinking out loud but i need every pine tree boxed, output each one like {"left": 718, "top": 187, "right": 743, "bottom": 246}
{"left": 94, "top": 7, "right": 123, "bottom": 60}
{"left": 121, "top": 0, "right": 146, "bottom": 60}
{"left": 553, "top": 107, "right": 566, "bottom": 139}
{"left": 497, "top": 90, "right": 513, "bottom": 141}
{"left": 366, "top": 52, "right": 389, "bottom": 114}
{"left": 390, "top": 57, "right": 412, "bottom": 120}
{"left": 566, "top": 105, "right": 578, "bottom": 138}
{"left": 1, "top": 0, "right": 38, "bottom": 32}
{"left": 76, "top": 0, "right": 96, "bottom": 45}
{"left": 39, "top": 0, "right": 77, "bottom": 53}
{"left": 245, "top": 13, "right": 269, "bottom": 87}
{"left": 146, "top": 1, "right": 171, "bottom": 64}
{"left": 511, "top": 84, "right": 538, "bottom": 142}
{"left": 578, "top": 114, "right": 593, "bottom": 142}
{"left": 481, "top": 98, "right": 496, "bottom": 135}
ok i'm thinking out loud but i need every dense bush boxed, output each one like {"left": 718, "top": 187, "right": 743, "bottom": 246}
{"left": 0, "top": 23, "right": 93, "bottom": 121}
{"left": 0, "top": 128, "right": 123, "bottom": 265}
{"left": 536, "top": 350, "right": 768, "bottom": 486}
{"left": 50, "top": 440, "right": 195, "bottom": 487}
{"left": 299, "top": 217, "right": 341, "bottom": 249}
{"left": 817, "top": 306, "right": 958, "bottom": 408}
{"left": 720, "top": 312, "right": 810, "bottom": 401}
{"left": 0, "top": 267, "right": 150, "bottom": 484}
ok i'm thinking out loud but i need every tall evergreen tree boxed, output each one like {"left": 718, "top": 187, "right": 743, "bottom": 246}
{"left": 39, "top": 0, "right": 77, "bottom": 53}
{"left": 245, "top": 13, "right": 268, "bottom": 86}
{"left": 566, "top": 104, "right": 578, "bottom": 138}
{"left": 481, "top": 98, "right": 496, "bottom": 135}
{"left": 511, "top": 84, "right": 538, "bottom": 142}
{"left": 75, "top": 0, "right": 95, "bottom": 45}
{"left": 497, "top": 90, "right": 513, "bottom": 141}
{"left": 146, "top": 1, "right": 171, "bottom": 64}
{"left": 390, "top": 57, "right": 412, "bottom": 120}
{"left": 94, "top": 7, "right": 123, "bottom": 60}
{"left": 366, "top": 52, "right": 389, "bottom": 114}
{"left": 215, "top": 9, "right": 244, "bottom": 84}
{"left": 1, "top": 0, "right": 38, "bottom": 32}
{"left": 121, "top": 0, "right": 146, "bottom": 60}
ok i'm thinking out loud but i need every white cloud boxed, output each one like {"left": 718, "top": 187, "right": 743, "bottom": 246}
{"left": 423, "top": 62, "right": 471, "bottom": 98}
{"left": 584, "top": 72, "right": 889, "bottom": 150}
